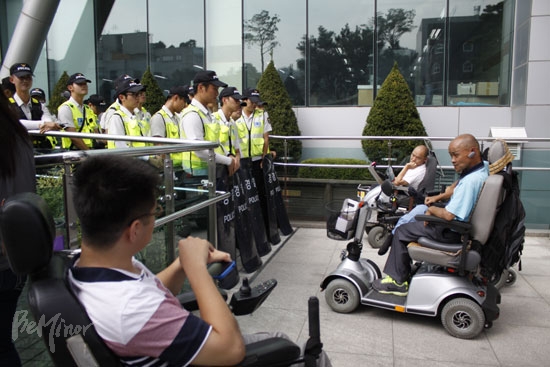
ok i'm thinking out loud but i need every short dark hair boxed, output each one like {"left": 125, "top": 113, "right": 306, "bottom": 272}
{"left": 72, "top": 155, "right": 160, "bottom": 247}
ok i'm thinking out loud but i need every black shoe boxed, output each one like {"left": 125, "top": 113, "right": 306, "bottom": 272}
{"left": 378, "top": 233, "right": 394, "bottom": 256}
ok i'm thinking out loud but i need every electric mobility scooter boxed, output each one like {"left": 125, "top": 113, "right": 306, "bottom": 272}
{"left": 321, "top": 174, "right": 503, "bottom": 339}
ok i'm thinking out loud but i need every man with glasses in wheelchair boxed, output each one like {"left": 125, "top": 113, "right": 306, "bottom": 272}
{"left": 67, "top": 155, "right": 331, "bottom": 366}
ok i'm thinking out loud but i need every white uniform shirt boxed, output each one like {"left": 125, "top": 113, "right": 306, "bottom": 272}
{"left": 181, "top": 99, "right": 231, "bottom": 166}
{"left": 13, "top": 92, "right": 56, "bottom": 130}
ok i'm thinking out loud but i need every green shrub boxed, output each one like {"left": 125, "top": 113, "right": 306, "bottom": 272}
{"left": 36, "top": 168, "right": 65, "bottom": 219}
{"left": 362, "top": 62, "right": 427, "bottom": 165}
{"left": 48, "top": 71, "right": 69, "bottom": 115}
{"left": 141, "top": 68, "right": 165, "bottom": 114}
{"left": 298, "top": 158, "right": 372, "bottom": 180}
{"left": 257, "top": 61, "right": 302, "bottom": 162}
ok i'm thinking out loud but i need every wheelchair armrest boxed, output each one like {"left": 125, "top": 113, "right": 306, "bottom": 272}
{"left": 176, "top": 289, "right": 228, "bottom": 311}
{"left": 426, "top": 189, "right": 442, "bottom": 197}
{"left": 239, "top": 337, "right": 301, "bottom": 367}
{"left": 392, "top": 184, "right": 409, "bottom": 193}
{"left": 414, "top": 214, "right": 472, "bottom": 234}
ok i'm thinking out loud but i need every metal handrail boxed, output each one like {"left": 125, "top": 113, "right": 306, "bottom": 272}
{"left": 33, "top": 133, "right": 222, "bottom": 263}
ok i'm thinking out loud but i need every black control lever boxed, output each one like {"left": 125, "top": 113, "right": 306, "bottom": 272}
{"left": 229, "top": 278, "right": 277, "bottom": 316}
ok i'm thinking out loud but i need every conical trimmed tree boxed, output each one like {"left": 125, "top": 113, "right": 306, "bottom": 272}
{"left": 362, "top": 62, "right": 427, "bottom": 165}
{"left": 48, "top": 71, "right": 69, "bottom": 115}
{"left": 257, "top": 61, "right": 302, "bottom": 163}
{"left": 140, "top": 68, "right": 165, "bottom": 114}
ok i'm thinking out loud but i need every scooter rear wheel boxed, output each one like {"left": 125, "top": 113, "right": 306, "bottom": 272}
{"left": 441, "top": 298, "right": 485, "bottom": 339}
{"left": 324, "top": 278, "right": 360, "bottom": 313}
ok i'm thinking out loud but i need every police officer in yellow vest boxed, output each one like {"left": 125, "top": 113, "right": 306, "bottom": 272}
{"left": 101, "top": 74, "right": 134, "bottom": 133}
{"left": 135, "top": 89, "right": 152, "bottom": 137}
{"left": 235, "top": 88, "right": 273, "bottom": 237}
{"left": 212, "top": 87, "right": 244, "bottom": 169}
{"left": 58, "top": 73, "right": 99, "bottom": 150}
{"left": 8, "top": 63, "right": 61, "bottom": 150}
{"left": 150, "top": 85, "right": 190, "bottom": 168}
{"left": 180, "top": 70, "right": 237, "bottom": 177}
{"left": 106, "top": 79, "right": 148, "bottom": 149}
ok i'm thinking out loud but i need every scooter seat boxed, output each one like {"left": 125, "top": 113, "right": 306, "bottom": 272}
{"left": 408, "top": 243, "right": 481, "bottom": 272}
{"left": 416, "top": 237, "right": 462, "bottom": 252}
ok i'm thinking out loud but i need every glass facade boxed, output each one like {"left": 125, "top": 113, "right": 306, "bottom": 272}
{"left": 0, "top": 0, "right": 513, "bottom": 106}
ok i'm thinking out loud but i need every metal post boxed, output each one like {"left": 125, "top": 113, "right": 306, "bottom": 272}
{"left": 163, "top": 157, "right": 175, "bottom": 264}
{"left": 207, "top": 148, "right": 217, "bottom": 247}
{"left": 0, "top": 0, "right": 60, "bottom": 78}
{"left": 62, "top": 163, "right": 79, "bottom": 249}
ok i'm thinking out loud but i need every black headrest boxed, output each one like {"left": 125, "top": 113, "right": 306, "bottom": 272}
{"left": 0, "top": 192, "right": 55, "bottom": 275}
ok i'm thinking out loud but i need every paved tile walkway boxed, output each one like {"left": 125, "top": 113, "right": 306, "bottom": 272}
{"left": 14, "top": 227, "right": 550, "bottom": 366}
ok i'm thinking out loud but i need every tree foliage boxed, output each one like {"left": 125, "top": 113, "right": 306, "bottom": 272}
{"left": 140, "top": 68, "right": 165, "bottom": 114}
{"left": 297, "top": 24, "right": 374, "bottom": 105}
{"left": 296, "top": 8, "right": 418, "bottom": 105}
{"left": 362, "top": 62, "right": 426, "bottom": 165}
{"left": 375, "top": 8, "right": 416, "bottom": 50}
{"left": 257, "top": 61, "right": 302, "bottom": 162}
{"left": 244, "top": 10, "right": 280, "bottom": 72}
{"left": 48, "top": 71, "right": 69, "bottom": 114}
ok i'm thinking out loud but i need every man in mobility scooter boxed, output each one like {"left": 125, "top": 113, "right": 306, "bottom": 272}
{"left": 1, "top": 155, "right": 331, "bottom": 366}
{"left": 322, "top": 133, "right": 502, "bottom": 339}
{"left": 373, "top": 134, "right": 488, "bottom": 295}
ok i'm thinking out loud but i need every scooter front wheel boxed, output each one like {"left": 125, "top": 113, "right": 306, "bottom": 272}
{"left": 367, "top": 226, "right": 389, "bottom": 248}
{"left": 441, "top": 298, "right": 485, "bottom": 339}
{"left": 324, "top": 278, "right": 360, "bottom": 314}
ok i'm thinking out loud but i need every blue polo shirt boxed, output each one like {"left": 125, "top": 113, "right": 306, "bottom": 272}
{"left": 445, "top": 161, "right": 489, "bottom": 221}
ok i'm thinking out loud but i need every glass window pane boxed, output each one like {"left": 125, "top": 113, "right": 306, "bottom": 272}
{"left": 448, "top": 0, "right": 514, "bottom": 106}
{"left": 45, "top": 0, "right": 96, "bottom": 100}
{"left": 244, "top": 0, "right": 306, "bottom": 106}
{"left": 376, "top": 0, "right": 446, "bottom": 106}
{"left": 149, "top": 0, "right": 204, "bottom": 93}
{"left": 205, "top": 0, "right": 241, "bottom": 89}
{"left": 307, "top": 0, "right": 374, "bottom": 106}
{"left": 96, "top": 0, "right": 147, "bottom": 103}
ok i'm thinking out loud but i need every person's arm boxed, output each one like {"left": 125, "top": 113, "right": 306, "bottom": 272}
{"left": 425, "top": 181, "right": 457, "bottom": 206}
{"left": 180, "top": 237, "right": 245, "bottom": 366}
{"left": 424, "top": 204, "right": 456, "bottom": 221}
{"left": 40, "top": 104, "right": 56, "bottom": 123}
{"left": 155, "top": 258, "right": 187, "bottom": 295}
{"left": 262, "top": 111, "right": 272, "bottom": 159}
{"left": 182, "top": 113, "right": 232, "bottom": 166}
{"left": 393, "top": 162, "right": 415, "bottom": 186}
{"left": 156, "top": 244, "right": 231, "bottom": 295}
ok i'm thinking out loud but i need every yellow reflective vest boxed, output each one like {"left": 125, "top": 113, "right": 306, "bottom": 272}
{"left": 234, "top": 109, "right": 266, "bottom": 159}
{"left": 58, "top": 101, "right": 98, "bottom": 149}
{"left": 106, "top": 109, "right": 149, "bottom": 149}
{"left": 180, "top": 104, "right": 220, "bottom": 172}
{"left": 156, "top": 108, "right": 183, "bottom": 166}
{"left": 212, "top": 110, "right": 234, "bottom": 156}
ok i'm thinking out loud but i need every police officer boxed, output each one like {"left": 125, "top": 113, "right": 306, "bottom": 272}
{"left": 235, "top": 88, "right": 273, "bottom": 236}
{"left": 8, "top": 63, "right": 61, "bottom": 150}
{"left": 180, "top": 70, "right": 236, "bottom": 177}
{"left": 58, "top": 73, "right": 99, "bottom": 150}
{"left": 150, "top": 85, "right": 190, "bottom": 168}
{"left": 106, "top": 78, "right": 147, "bottom": 149}
{"left": 1, "top": 76, "right": 15, "bottom": 99}
{"left": 101, "top": 74, "right": 134, "bottom": 133}
{"left": 135, "top": 88, "right": 152, "bottom": 138}
{"left": 212, "top": 86, "right": 244, "bottom": 168}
